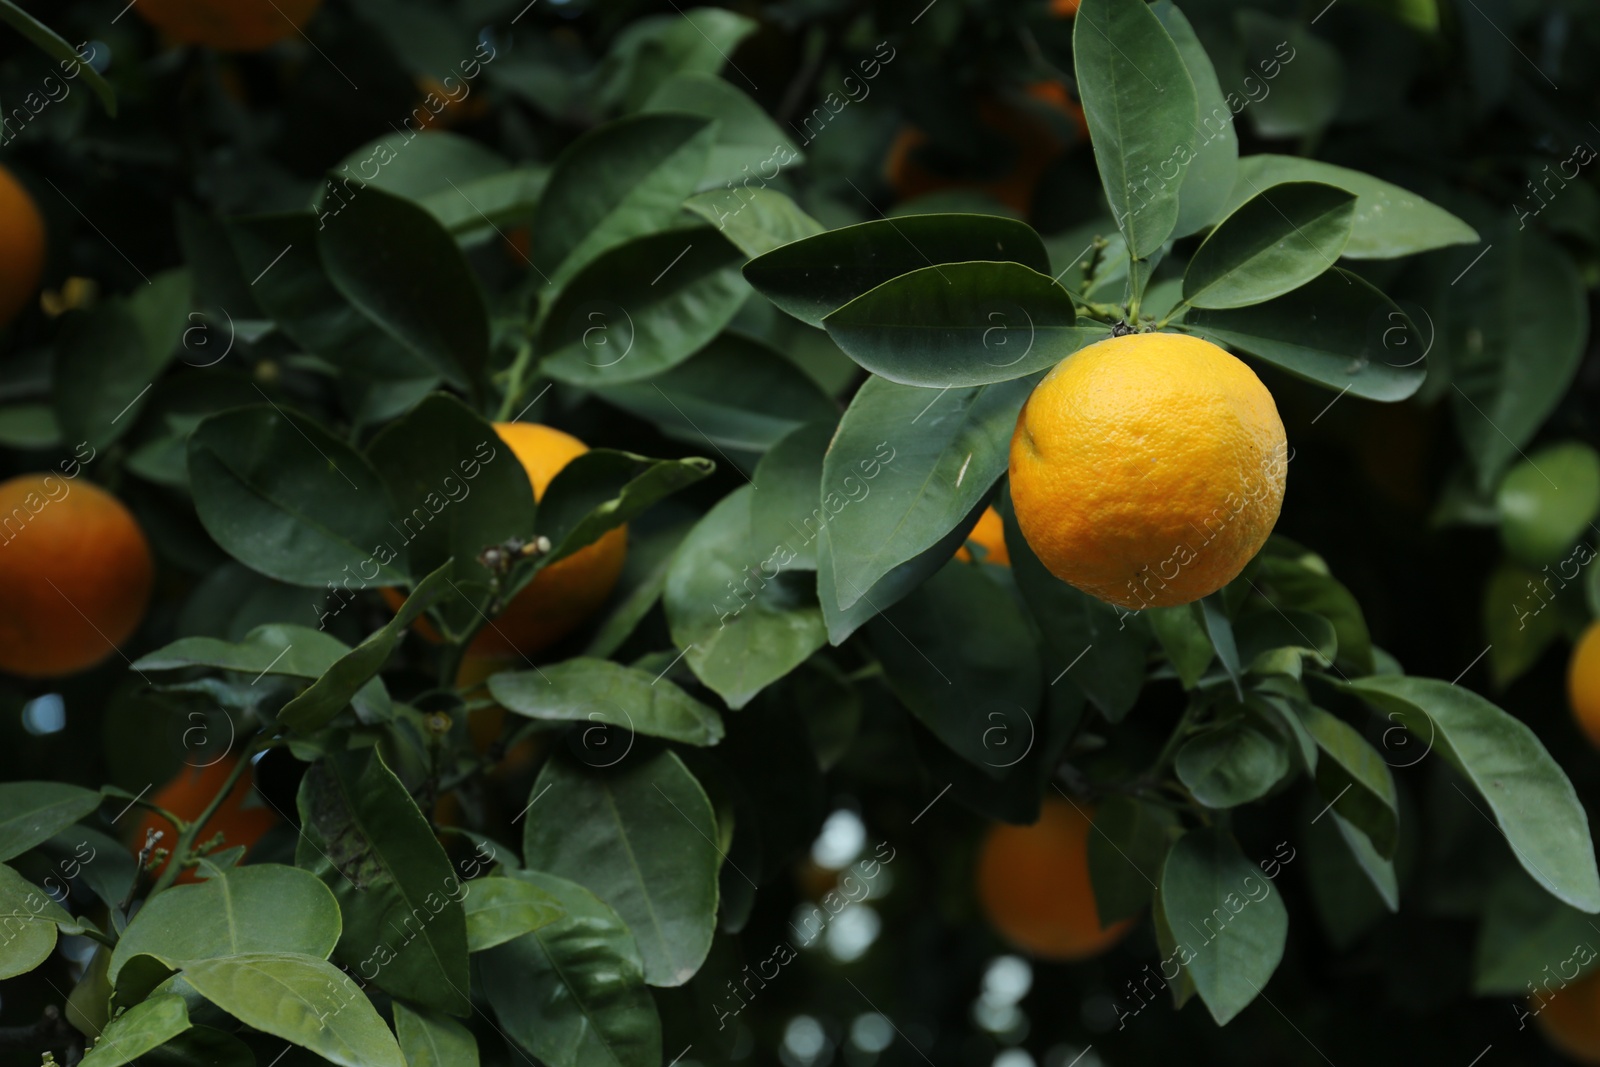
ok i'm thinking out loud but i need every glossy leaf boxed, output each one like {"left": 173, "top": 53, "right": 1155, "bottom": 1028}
{"left": 750, "top": 420, "right": 836, "bottom": 572}
{"left": 108, "top": 863, "right": 342, "bottom": 985}
{"left": 1297, "top": 704, "right": 1398, "bottom": 857}
{"left": 488, "top": 657, "right": 724, "bottom": 746}
{"left": 1161, "top": 828, "right": 1288, "bottom": 1024}
{"left": 180, "top": 953, "right": 404, "bottom": 1067}
{"left": 1148, "top": 604, "right": 1215, "bottom": 688}
{"left": 684, "top": 187, "right": 824, "bottom": 258}
{"left": 461, "top": 877, "right": 565, "bottom": 953}
{"left": 393, "top": 1000, "right": 479, "bottom": 1067}
{"left": 1253, "top": 540, "right": 1375, "bottom": 675}
{"left": 479, "top": 870, "right": 660, "bottom": 1067}
{"left": 319, "top": 183, "right": 488, "bottom": 389}
{"left": 1226, "top": 155, "right": 1478, "bottom": 259}
{"left": 592, "top": 333, "right": 835, "bottom": 453}
{"left": 78, "top": 994, "right": 190, "bottom": 1067}
{"left": 538, "top": 227, "right": 749, "bottom": 386}
{"left": 1338, "top": 675, "right": 1600, "bottom": 911}
{"left": 1175, "top": 720, "right": 1289, "bottom": 809}
{"left": 0, "top": 782, "right": 101, "bottom": 863}
{"left": 824, "top": 262, "right": 1104, "bottom": 387}
{"left": 1185, "top": 269, "right": 1424, "bottom": 401}
{"left": 1182, "top": 183, "right": 1354, "bottom": 309}
{"left": 523, "top": 752, "right": 720, "bottom": 987}
{"left": 870, "top": 561, "right": 1043, "bottom": 778}
{"left": 743, "top": 214, "right": 1051, "bottom": 328}
{"left": 642, "top": 72, "right": 801, "bottom": 185}
{"left": 188, "top": 406, "right": 407, "bottom": 587}
{"left": 534, "top": 450, "right": 715, "bottom": 572}
{"left": 825, "top": 374, "right": 1031, "bottom": 609}
{"left": 296, "top": 748, "right": 472, "bottom": 1015}
{"left": 664, "top": 485, "right": 827, "bottom": 708}
{"left": 1074, "top": 0, "right": 1199, "bottom": 258}
{"left": 0, "top": 862, "right": 70, "bottom": 979}
{"left": 1156, "top": 2, "right": 1238, "bottom": 238}
{"left": 531, "top": 114, "right": 716, "bottom": 285}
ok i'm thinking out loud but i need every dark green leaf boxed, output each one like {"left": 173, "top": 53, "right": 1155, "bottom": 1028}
{"left": 461, "top": 877, "right": 564, "bottom": 953}
{"left": 684, "top": 187, "right": 824, "bottom": 258}
{"left": 488, "top": 658, "right": 724, "bottom": 746}
{"left": 824, "top": 262, "right": 1104, "bottom": 387}
{"left": 1297, "top": 704, "right": 1398, "bottom": 857}
{"left": 535, "top": 450, "right": 715, "bottom": 571}
{"left": 77, "top": 994, "right": 190, "bottom": 1067}
{"left": 393, "top": 1000, "right": 478, "bottom": 1067}
{"left": 750, "top": 420, "right": 836, "bottom": 572}
{"left": 1182, "top": 183, "right": 1354, "bottom": 309}
{"left": 642, "top": 72, "right": 801, "bottom": 184}
{"left": 1474, "top": 867, "right": 1600, "bottom": 996}
{"left": 188, "top": 406, "right": 407, "bottom": 587}
{"left": 1175, "top": 720, "right": 1289, "bottom": 808}
{"left": 1160, "top": 827, "right": 1288, "bottom": 1024}
{"left": 0, "top": 4, "right": 114, "bottom": 114}
{"left": 1253, "top": 540, "right": 1374, "bottom": 674}
{"left": 1236, "top": 13, "right": 1342, "bottom": 139}
{"left": 0, "top": 862, "right": 70, "bottom": 979}
{"left": 523, "top": 752, "right": 720, "bottom": 987}
{"left": 1155, "top": 1, "right": 1238, "bottom": 238}
{"left": 1338, "top": 675, "right": 1600, "bottom": 911}
{"left": 744, "top": 214, "right": 1051, "bottom": 328}
{"left": 1148, "top": 604, "right": 1214, "bottom": 688}
{"left": 0, "top": 783, "right": 101, "bottom": 863}
{"left": 1074, "top": 0, "right": 1199, "bottom": 258}
{"left": 1200, "top": 596, "right": 1244, "bottom": 697}
{"left": 1186, "top": 268, "right": 1424, "bottom": 401}
{"left": 1495, "top": 442, "right": 1600, "bottom": 568}
{"left": 296, "top": 748, "right": 472, "bottom": 1015}
{"left": 479, "top": 870, "right": 660, "bottom": 1067}
{"left": 1088, "top": 796, "right": 1177, "bottom": 925}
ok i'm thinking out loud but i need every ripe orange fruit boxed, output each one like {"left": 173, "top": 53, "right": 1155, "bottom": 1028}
{"left": 129, "top": 755, "right": 279, "bottom": 883}
{"left": 1535, "top": 967, "right": 1600, "bottom": 1063}
{"left": 884, "top": 81, "right": 1085, "bottom": 215}
{"left": 1051, "top": 0, "right": 1081, "bottom": 15}
{"left": 0, "top": 166, "right": 45, "bottom": 328}
{"left": 137, "top": 0, "right": 321, "bottom": 51}
{"left": 1009, "top": 332, "right": 1286, "bottom": 609}
{"left": 977, "top": 798, "right": 1131, "bottom": 960}
{"left": 1569, "top": 622, "right": 1600, "bottom": 749}
{"left": 0, "top": 475, "right": 153, "bottom": 678}
{"left": 386, "top": 422, "right": 627, "bottom": 658}
{"left": 955, "top": 506, "right": 1011, "bottom": 566}
{"left": 412, "top": 76, "right": 490, "bottom": 131}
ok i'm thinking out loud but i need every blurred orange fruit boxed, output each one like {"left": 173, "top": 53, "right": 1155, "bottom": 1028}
{"left": 1569, "top": 622, "right": 1600, "bottom": 749}
{"left": 1052, "top": 0, "right": 1081, "bottom": 15}
{"left": 955, "top": 506, "right": 1011, "bottom": 566}
{"left": 413, "top": 75, "right": 490, "bottom": 130}
{"left": 1535, "top": 967, "right": 1600, "bottom": 1063}
{"left": 0, "top": 475, "right": 153, "bottom": 678}
{"left": 977, "top": 798, "right": 1132, "bottom": 960}
{"left": 130, "top": 755, "right": 279, "bottom": 883}
{"left": 0, "top": 166, "right": 45, "bottom": 327}
{"left": 137, "top": 0, "right": 321, "bottom": 50}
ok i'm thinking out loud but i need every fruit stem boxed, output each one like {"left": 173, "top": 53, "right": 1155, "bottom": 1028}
{"left": 145, "top": 741, "right": 258, "bottom": 898}
{"left": 495, "top": 337, "right": 538, "bottom": 422}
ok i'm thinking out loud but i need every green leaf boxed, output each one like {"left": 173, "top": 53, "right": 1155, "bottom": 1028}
{"left": 1200, "top": 596, "right": 1244, "bottom": 697}
{"left": 278, "top": 561, "right": 455, "bottom": 732}
{"left": 1225, "top": 155, "right": 1478, "bottom": 259}
{"left": 1495, "top": 442, "right": 1600, "bottom": 569}
{"left": 1185, "top": 268, "right": 1424, "bottom": 401}
{"left": 532, "top": 114, "right": 716, "bottom": 286}
{"left": 78, "top": 994, "right": 190, "bottom": 1067}
{"left": 1236, "top": 13, "right": 1342, "bottom": 139}
{"left": 138, "top": 1025, "right": 253, "bottom": 1066}
{"left": 1484, "top": 561, "right": 1569, "bottom": 690}
{"left": 365, "top": 395, "right": 535, "bottom": 638}
{"left": 1074, "top": 0, "right": 1199, "bottom": 258}
{"left": 1003, "top": 511, "right": 1148, "bottom": 721}
{"left": 488, "top": 658, "right": 724, "bottom": 746}
{"left": 641, "top": 72, "right": 801, "bottom": 184}
{"left": 1182, "top": 183, "right": 1354, "bottom": 310}
{"left": 54, "top": 270, "right": 192, "bottom": 451}
{"left": 664, "top": 485, "right": 827, "bottom": 708}
{"left": 870, "top": 561, "right": 1042, "bottom": 778}
{"left": 1303, "top": 808, "right": 1393, "bottom": 947}
{"left": 743, "top": 214, "right": 1051, "bottom": 328}
{"left": 1296, "top": 704, "right": 1398, "bottom": 857}
{"left": 1448, "top": 224, "right": 1586, "bottom": 491}
{"left": 823, "top": 262, "right": 1104, "bottom": 387}
{"left": 393, "top": 1001, "right": 478, "bottom": 1067}
{"left": 0, "top": 4, "right": 115, "bottom": 114}
{"left": 0, "top": 863, "right": 71, "bottom": 979}
{"left": 1088, "top": 796, "right": 1177, "bottom": 925}
{"left": 749, "top": 420, "right": 835, "bottom": 573}
{"left": 684, "top": 187, "right": 824, "bottom": 258}
{"left": 598, "top": 7, "right": 758, "bottom": 111}
{"left": 592, "top": 333, "right": 835, "bottom": 452}
{"left": 1474, "top": 867, "right": 1600, "bottom": 996}
{"left": 825, "top": 375, "right": 1031, "bottom": 609}
{"left": 319, "top": 183, "right": 489, "bottom": 390}
{"left": 188, "top": 406, "right": 408, "bottom": 587}
{"left": 1337, "top": 675, "right": 1600, "bottom": 911}
{"left": 1148, "top": 604, "right": 1214, "bottom": 688}
{"left": 1253, "top": 540, "right": 1374, "bottom": 675}
{"left": 0, "top": 782, "right": 101, "bottom": 863}
{"left": 1232, "top": 609, "right": 1337, "bottom": 678}
{"left": 479, "top": 870, "right": 660, "bottom": 1067}
{"left": 421, "top": 167, "right": 549, "bottom": 240}
{"left": 462, "top": 877, "right": 565, "bottom": 953}
{"left": 327, "top": 130, "right": 508, "bottom": 206}
{"left": 1175, "top": 720, "right": 1289, "bottom": 809}
{"left": 1160, "top": 827, "right": 1288, "bottom": 1024}
{"left": 296, "top": 748, "right": 472, "bottom": 1015}
{"left": 108, "top": 864, "right": 342, "bottom": 986}
{"left": 1150, "top": 886, "right": 1198, "bottom": 1009}
{"left": 534, "top": 450, "right": 715, "bottom": 572}
{"left": 180, "top": 953, "right": 404, "bottom": 1067}
{"left": 524, "top": 752, "right": 719, "bottom": 987}
{"left": 1154, "top": 2, "right": 1238, "bottom": 238}
{"left": 0, "top": 403, "right": 60, "bottom": 449}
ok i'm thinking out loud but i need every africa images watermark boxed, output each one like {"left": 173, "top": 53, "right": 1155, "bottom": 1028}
{"left": 1511, "top": 536, "right": 1597, "bottom": 630}
{"left": 0, "top": 442, "right": 99, "bottom": 548}
{"left": 1, "top": 39, "right": 100, "bottom": 148}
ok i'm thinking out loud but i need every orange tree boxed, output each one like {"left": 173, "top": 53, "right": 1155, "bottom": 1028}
{"left": 2, "top": 0, "right": 1600, "bottom": 1065}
